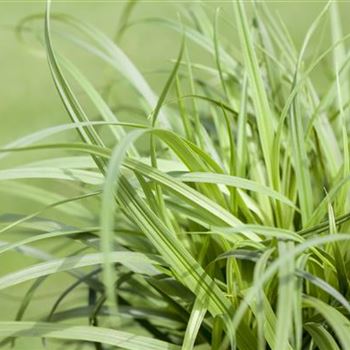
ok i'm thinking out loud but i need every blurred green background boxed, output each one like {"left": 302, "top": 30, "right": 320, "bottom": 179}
{"left": 2, "top": 0, "right": 350, "bottom": 144}
{"left": 1, "top": 0, "right": 350, "bottom": 348}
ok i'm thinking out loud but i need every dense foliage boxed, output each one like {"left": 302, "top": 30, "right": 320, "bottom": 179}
{"left": 1, "top": 1, "right": 350, "bottom": 349}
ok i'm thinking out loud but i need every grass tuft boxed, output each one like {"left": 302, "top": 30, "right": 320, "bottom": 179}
{"left": 1, "top": 1, "right": 350, "bottom": 349}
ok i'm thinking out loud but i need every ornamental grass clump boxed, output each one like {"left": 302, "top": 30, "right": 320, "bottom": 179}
{"left": 0, "top": 1, "right": 350, "bottom": 349}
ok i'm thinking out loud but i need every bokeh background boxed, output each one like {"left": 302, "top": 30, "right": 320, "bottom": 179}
{"left": 1, "top": 1, "right": 350, "bottom": 348}
{"left": 3, "top": 0, "right": 350, "bottom": 144}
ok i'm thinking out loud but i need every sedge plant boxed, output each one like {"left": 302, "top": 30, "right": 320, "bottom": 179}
{"left": 0, "top": 0, "right": 350, "bottom": 349}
